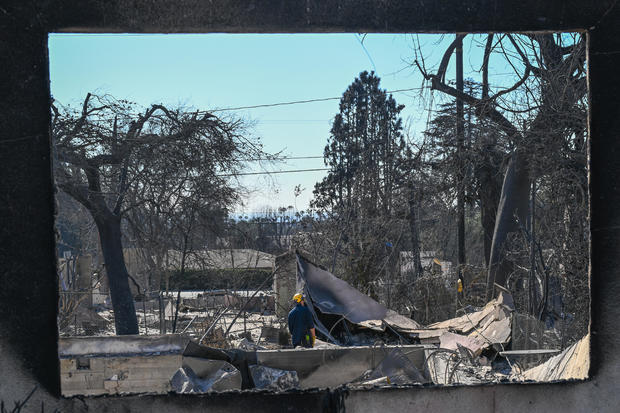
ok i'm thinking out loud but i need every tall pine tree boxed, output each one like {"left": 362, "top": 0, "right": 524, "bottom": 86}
{"left": 312, "top": 71, "right": 407, "bottom": 293}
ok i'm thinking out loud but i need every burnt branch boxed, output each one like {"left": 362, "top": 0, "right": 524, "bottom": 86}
{"left": 430, "top": 77, "right": 519, "bottom": 139}
{"left": 481, "top": 34, "right": 494, "bottom": 98}
{"left": 437, "top": 34, "right": 466, "bottom": 83}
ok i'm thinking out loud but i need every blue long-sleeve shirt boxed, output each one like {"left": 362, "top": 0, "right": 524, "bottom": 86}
{"left": 288, "top": 303, "right": 314, "bottom": 347}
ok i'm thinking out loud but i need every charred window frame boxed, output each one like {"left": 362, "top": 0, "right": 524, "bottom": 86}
{"left": 1, "top": 1, "right": 619, "bottom": 411}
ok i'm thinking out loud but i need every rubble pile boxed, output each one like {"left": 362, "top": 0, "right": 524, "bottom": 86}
{"left": 170, "top": 362, "right": 242, "bottom": 393}
{"left": 425, "top": 347, "right": 501, "bottom": 385}
{"left": 250, "top": 365, "right": 299, "bottom": 391}
{"left": 60, "top": 251, "right": 589, "bottom": 396}
{"left": 415, "top": 290, "right": 514, "bottom": 350}
{"left": 522, "top": 333, "right": 589, "bottom": 381}
{"left": 295, "top": 254, "right": 423, "bottom": 346}
{"left": 357, "top": 348, "right": 427, "bottom": 386}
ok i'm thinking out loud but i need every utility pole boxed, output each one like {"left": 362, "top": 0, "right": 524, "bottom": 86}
{"left": 529, "top": 179, "right": 536, "bottom": 315}
{"left": 456, "top": 35, "right": 466, "bottom": 293}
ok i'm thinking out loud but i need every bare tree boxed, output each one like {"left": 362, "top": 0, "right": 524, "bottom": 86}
{"left": 52, "top": 94, "right": 261, "bottom": 334}
{"left": 413, "top": 33, "right": 587, "bottom": 302}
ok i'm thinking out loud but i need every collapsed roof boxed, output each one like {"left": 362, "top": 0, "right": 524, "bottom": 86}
{"left": 295, "top": 253, "right": 422, "bottom": 343}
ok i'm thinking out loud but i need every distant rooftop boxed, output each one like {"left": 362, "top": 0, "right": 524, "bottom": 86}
{"left": 166, "top": 248, "right": 275, "bottom": 271}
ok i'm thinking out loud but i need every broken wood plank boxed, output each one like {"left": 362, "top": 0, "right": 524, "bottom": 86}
{"left": 499, "top": 349, "right": 561, "bottom": 356}
{"left": 522, "top": 334, "right": 589, "bottom": 382}
{"left": 439, "top": 332, "right": 485, "bottom": 356}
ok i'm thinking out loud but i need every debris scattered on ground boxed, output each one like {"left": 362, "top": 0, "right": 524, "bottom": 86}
{"left": 182, "top": 341, "right": 257, "bottom": 389}
{"left": 181, "top": 357, "right": 243, "bottom": 391}
{"left": 415, "top": 291, "right": 514, "bottom": 350}
{"left": 439, "top": 332, "right": 486, "bottom": 356}
{"left": 170, "top": 363, "right": 242, "bottom": 393}
{"left": 234, "top": 337, "right": 266, "bottom": 351}
{"left": 60, "top": 252, "right": 589, "bottom": 396}
{"left": 312, "top": 338, "right": 340, "bottom": 349}
{"left": 249, "top": 365, "right": 299, "bottom": 391}
{"left": 424, "top": 345, "right": 513, "bottom": 385}
{"left": 361, "top": 348, "right": 427, "bottom": 385}
{"left": 256, "top": 344, "right": 430, "bottom": 389}
{"left": 170, "top": 367, "right": 199, "bottom": 393}
{"left": 522, "top": 333, "right": 589, "bottom": 381}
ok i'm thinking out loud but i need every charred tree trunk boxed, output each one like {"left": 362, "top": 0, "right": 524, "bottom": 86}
{"left": 172, "top": 233, "right": 189, "bottom": 334}
{"left": 407, "top": 188, "right": 423, "bottom": 279}
{"left": 478, "top": 159, "right": 502, "bottom": 267}
{"left": 485, "top": 152, "right": 530, "bottom": 301}
{"left": 478, "top": 35, "right": 500, "bottom": 268}
{"left": 481, "top": 192, "right": 499, "bottom": 268}
{"left": 529, "top": 180, "right": 537, "bottom": 315}
{"left": 95, "top": 214, "right": 139, "bottom": 335}
{"left": 455, "top": 35, "right": 466, "bottom": 273}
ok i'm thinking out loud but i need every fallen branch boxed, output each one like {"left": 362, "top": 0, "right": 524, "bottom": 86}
{"left": 200, "top": 306, "right": 229, "bottom": 344}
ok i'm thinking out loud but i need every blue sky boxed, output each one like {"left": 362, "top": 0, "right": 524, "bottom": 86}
{"left": 49, "top": 33, "right": 493, "bottom": 213}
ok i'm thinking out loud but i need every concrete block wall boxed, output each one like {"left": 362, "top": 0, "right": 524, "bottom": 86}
{"left": 273, "top": 250, "right": 297, "bottom": 320}
{"left": 60, "top": 353, "right": 182, "bottom": 396}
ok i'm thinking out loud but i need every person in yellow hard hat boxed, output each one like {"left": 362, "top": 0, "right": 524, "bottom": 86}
{"left": 287, "top": 293, "right": 316, "bottom": 348}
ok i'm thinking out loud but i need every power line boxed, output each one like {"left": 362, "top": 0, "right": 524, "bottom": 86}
{"left": 206, "top": 87, "right": 423, "bottom": 113}
{"left": 259, "top": 119, "right": 330, "bottom": 123}
{"left": 54, "top": 87, "right": 425, "bottom": 121}
{"left": 217, "top": 168, "right": 329, "bottom": 177}
{"left": 247, "top": 156, "right": 323, "bottom": 161}
{"left": 208, "top": 97, "right": 338, "bottom": 112}
{"left": 356, "top": 33, "right": 377, "bottom": 72}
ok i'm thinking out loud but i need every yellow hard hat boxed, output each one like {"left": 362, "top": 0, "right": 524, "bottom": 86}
{"left": 293, "top": 293, "right": 303, "bottom": 303}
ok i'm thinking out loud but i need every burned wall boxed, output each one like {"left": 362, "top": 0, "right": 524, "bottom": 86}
{"left": 273, "top": 250, "right": 297, "bottom": 320}
{"left": 1, "top": 1, "right": 619, "bottom": 412}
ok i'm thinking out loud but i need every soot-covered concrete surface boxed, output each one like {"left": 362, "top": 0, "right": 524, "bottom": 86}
{"left": 1, "top": 1, "right": 619, "bottom": 411}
